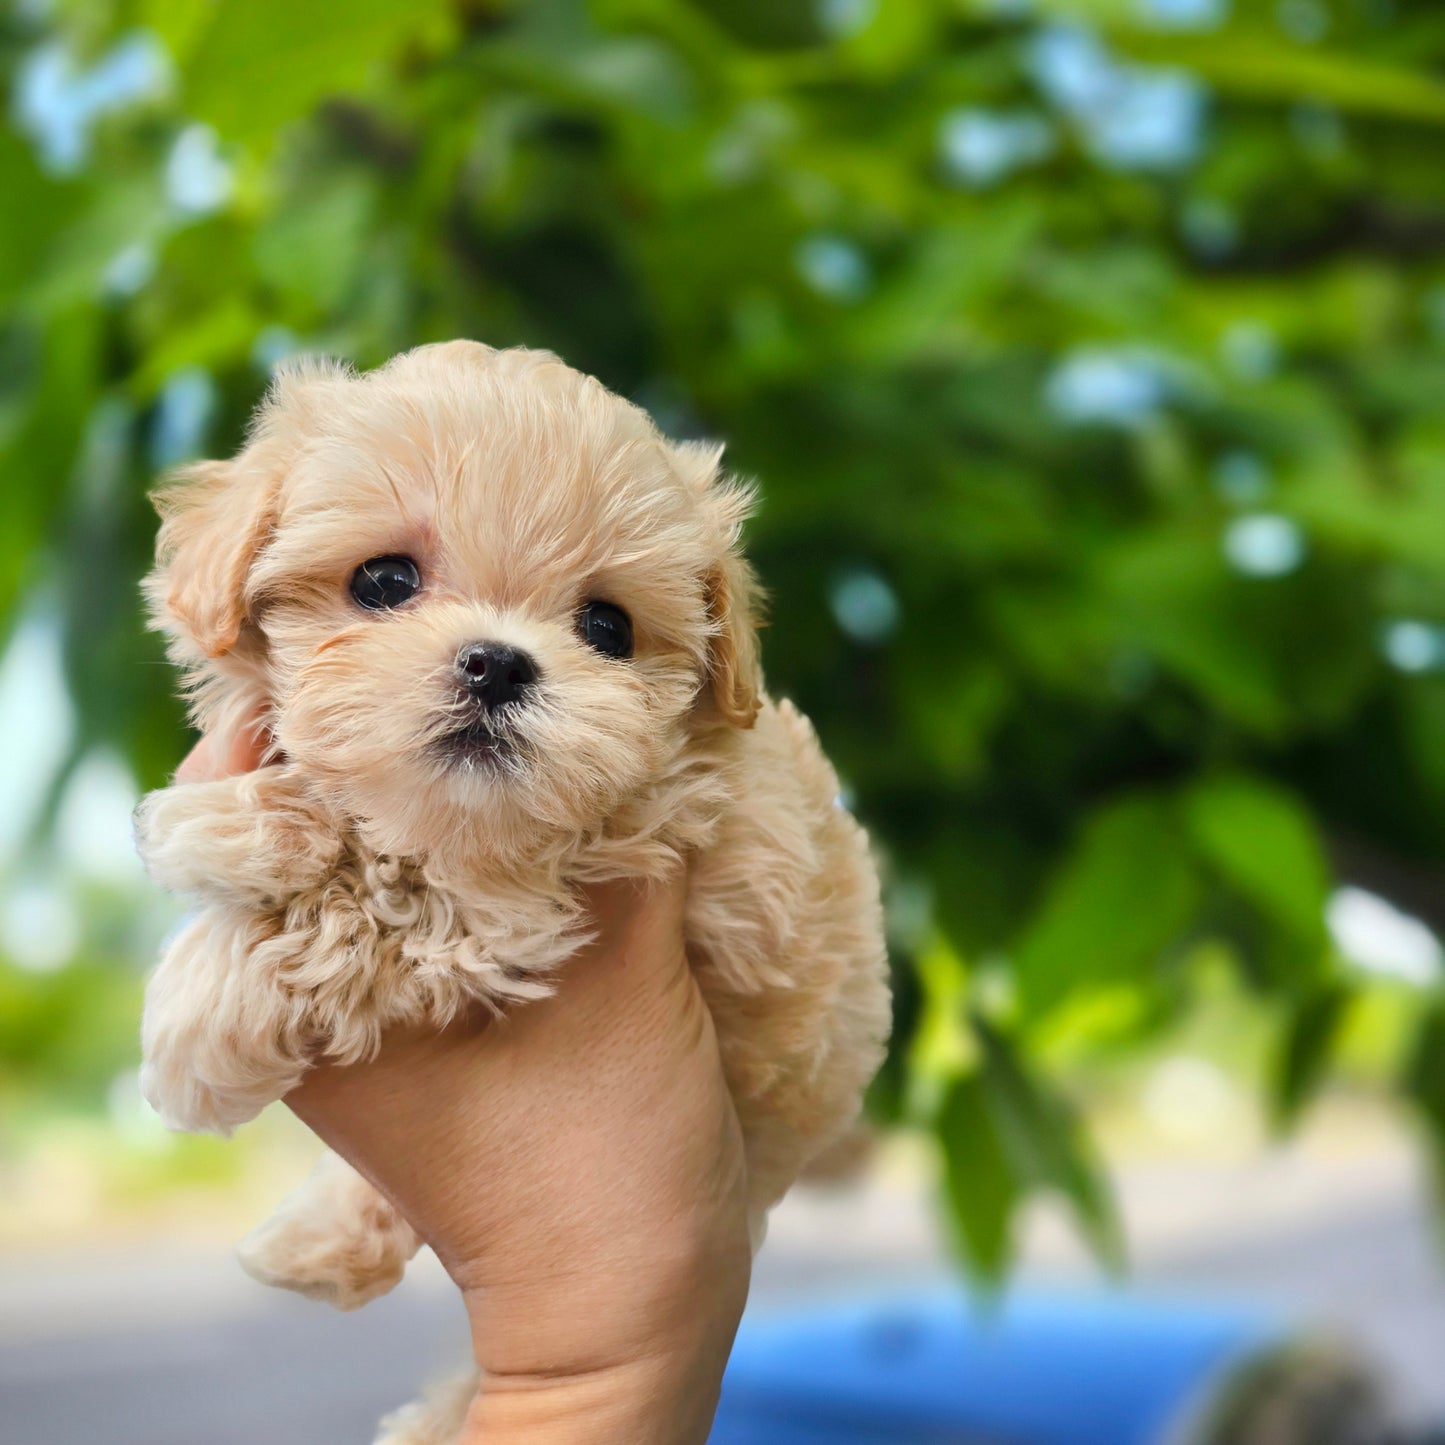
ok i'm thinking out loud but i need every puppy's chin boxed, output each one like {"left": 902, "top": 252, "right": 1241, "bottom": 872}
{"left": 326, "top": 721, "right": 611, "bottom": 865}
{"left": 336, "top": 752, "right": 553, "bottom": 864}
{"left": 412, "top": 709, "right": 540, "bottom": 828}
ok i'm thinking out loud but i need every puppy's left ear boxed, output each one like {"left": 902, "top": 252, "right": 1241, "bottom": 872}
{"left": 675, "top": 442, "right": 764, "bottom": 729}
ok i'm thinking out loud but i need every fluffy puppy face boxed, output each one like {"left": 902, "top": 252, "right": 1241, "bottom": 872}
{"left": 146, "top": 342, "right": 761, "bottom": 859}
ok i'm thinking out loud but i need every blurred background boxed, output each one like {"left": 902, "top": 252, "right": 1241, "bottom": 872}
{"left": 5, "top": 0, "right": 1445, "bottom": 1440}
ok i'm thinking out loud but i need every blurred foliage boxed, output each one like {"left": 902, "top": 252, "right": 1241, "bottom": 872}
{"left": 7, "top": 0, "right": 1445, "bottom": 1276}
{"left": 0, "top": 882, "right": 155, "bottom": 1125}
{"left": 0, "top": 959, "right": 140, "bottom": 1107}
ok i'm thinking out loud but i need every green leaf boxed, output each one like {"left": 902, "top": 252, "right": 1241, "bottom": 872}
{"left": 1118, "top": 33, "right": 1445, "bottom": 125}
{"left": 181, "top": 0, "right": 455, "bottom": 142}
{"left": 975, "top": 1017, "right": 1125, "bottom": 1272}
{"left": 1289, "top": 454, "right": 1445, "bottom": 572}
{"left": 899, "top": 658, "right": 1011, "bottom": 785}
{"left": 1272, "top": 983, "right": 1352, "bottom": 1131}
{"left": 136, "top": 0, "right": 219, "bottom": 64}
{"left": 0, "top": 132, "right": 84, "bottom": 312}
{"left": 907, "top": 934, "right": 975, "bottom": 1092}
{"left": 127, "top": 297, "right": 259, "bottom": 400}
{"left": 936, "top": 1072, "right": 1018, "bottom": 1282}
{"left": 474, "top": 25, "right": 699, "bottom": 125}
{"left": 0, "top": 957, "right": 145, "bottom": 1102}
{"left": 1098, "top": 533, "right": 1290, "bottom": 735}
{"left": 27, "top": 170, "right": 169, "bottom": 316}
{"left": 685, "top": 0, "right": 824, "bottom": 49}
{"left": 0, "top": 308, "right": 101, "bottom": 638}
{"left": 253, "top": 171, "right": 378, "bottom": 314}
{"left": 1408, "top": 1003, "right": 1445, "bottom": 1136}
{"left": 1185, "top": 774, "right": 1330, "bottom": 942}
{"left": 1406, "top": 1003, "right": 1445, "bottom": 1201}
{"left": 1014, "top": 794, "right": 1204, "bottom": 1015}
{"left": 844, "top": 211, "right": 1043, "bottom": 365}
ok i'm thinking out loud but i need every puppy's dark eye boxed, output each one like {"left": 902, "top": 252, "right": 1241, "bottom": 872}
{"left": 350, "top": 556, "right": 421, "bottom": 611}
{"left": 578, "top": 601, "right": 633, "bottom": 659}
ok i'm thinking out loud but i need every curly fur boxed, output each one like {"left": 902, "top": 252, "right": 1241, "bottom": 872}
{"left": 135, "top": 341, "right": 891, "bottom": 1442}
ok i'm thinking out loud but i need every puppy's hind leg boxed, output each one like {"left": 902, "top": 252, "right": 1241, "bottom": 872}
{"left": 374, "top": 1370, "right": 478, "bottom": 1445}
{"left": 237, "top": 1150, "right": 420, "bottom": 1311}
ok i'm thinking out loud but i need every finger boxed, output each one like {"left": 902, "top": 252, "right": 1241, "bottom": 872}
{"left": 173, "top": 734, "right": 222, "bottom": 785}
{"left": 577, "top": 872, "right": 690, "bottom": 981}
{"left": 583, "top": 868, "right": 689, "bottom": 935}
{"left": 173, "top": 715, "right": 272, "bottom": 784}
{"left": 221, "top": 721, "right": 271, "bottom": 774}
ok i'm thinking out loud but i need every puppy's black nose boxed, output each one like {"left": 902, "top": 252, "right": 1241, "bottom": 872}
{"left": 455, "top": 642, "right": 538, "bottom": 709}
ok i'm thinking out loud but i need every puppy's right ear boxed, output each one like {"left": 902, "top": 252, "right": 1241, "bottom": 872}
{"left": 704, "top": 553, "right": 763, "bottom": 729}
{"left": 673, "top": 441, "right": 765, "bottom": 728}
{"left": 147, "top": 457, "right": 281, "bottom": 659}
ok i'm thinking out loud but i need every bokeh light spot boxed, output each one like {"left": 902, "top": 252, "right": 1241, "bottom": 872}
{"left": 166, "top": 123, "right": 233, "bottom": 215}
{"left": 1222, "top": 514, "right": 1305, "bottom": 577}
{"left": 1212, "top": 451, "right": 1271, "bottom": 507}
{"left": 1329, "top": 887, "right": 1443, "bottom": 986}
{"left": 1047, "top": 347, "right": 1170, "bottom": 426}
{"left": 1381, "top": 619, "right": 1445, "bottom": 674}
{"left": 940, "top": 109, "right": 1054, "bottom": 187}
{"left": 795, "top": 234, "right": 871, "bottom": 302}
{"left": 831, "top": 568, "right": 901, "bottom": 644}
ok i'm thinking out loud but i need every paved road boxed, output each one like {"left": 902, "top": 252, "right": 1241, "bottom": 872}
{"left": 5, "top": 1144, "right": 1444, "bottom": 1444}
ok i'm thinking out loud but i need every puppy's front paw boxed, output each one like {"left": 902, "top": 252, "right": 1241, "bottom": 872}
{"left": 237, "top": 1191, "right": 417, "bottom": 1311}
{"left": 135, "top": 770, "right": 340, "bottom": 905}
{"left": 133, "top": 786, "right": 198, "bottom": 893}
{"left": 133, "top": 782, "right": 262, "bottom": 900}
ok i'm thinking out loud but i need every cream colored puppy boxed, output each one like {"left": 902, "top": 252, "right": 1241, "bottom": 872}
{"left": 134, "top": 342, "right": 891, "bottom": 1441}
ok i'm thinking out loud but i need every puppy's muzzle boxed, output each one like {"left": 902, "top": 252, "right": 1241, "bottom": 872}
{"left": 455, "top": 642, "right": 538, "bottom": 711}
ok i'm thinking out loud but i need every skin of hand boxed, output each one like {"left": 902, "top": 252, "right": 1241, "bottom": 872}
{"left": 174, "top": 732, "right": 753, "bottom": 1443}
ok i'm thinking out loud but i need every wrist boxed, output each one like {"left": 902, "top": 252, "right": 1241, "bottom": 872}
{"left": 459, "top": 1344, "right": 736, "bottom": 1445}
{"left": 458, "top": 1217, "right": 751, "bottom": 1444}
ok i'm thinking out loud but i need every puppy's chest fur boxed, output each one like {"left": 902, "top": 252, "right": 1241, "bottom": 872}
{"left": 326, "top": 699, "right": 864, "bottom": 1017}
{"left": 240, "top": 726, "right": 743, "bottom": 1055}
{"left": 264, "top": 847, "right": 584, "bottom": 1047}
{"left": 141, "top": 696, "right": 889, "bottom": 1212}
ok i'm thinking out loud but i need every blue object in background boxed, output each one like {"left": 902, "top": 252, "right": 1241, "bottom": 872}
{"left": 709, "top": 1288, "right": 1282, "bottom": 1444}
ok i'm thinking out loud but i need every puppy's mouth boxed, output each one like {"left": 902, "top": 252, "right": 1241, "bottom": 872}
{"left": 434, "top": 713, "right": 532, "bottom": 775}
{"left": 440, "top": 720, "right": 510, "bottom": 764}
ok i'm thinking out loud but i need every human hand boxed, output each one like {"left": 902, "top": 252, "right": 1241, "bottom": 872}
{"left": 175, "top": 730, "right": 752, "bottom": 1444}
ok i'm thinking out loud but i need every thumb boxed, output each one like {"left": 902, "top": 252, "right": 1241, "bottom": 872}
{"left": 174, "top": 713, "right": 273, "bottom": 784}
{"left": 576, "top": 871, "right": 691, "bottom": 985}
